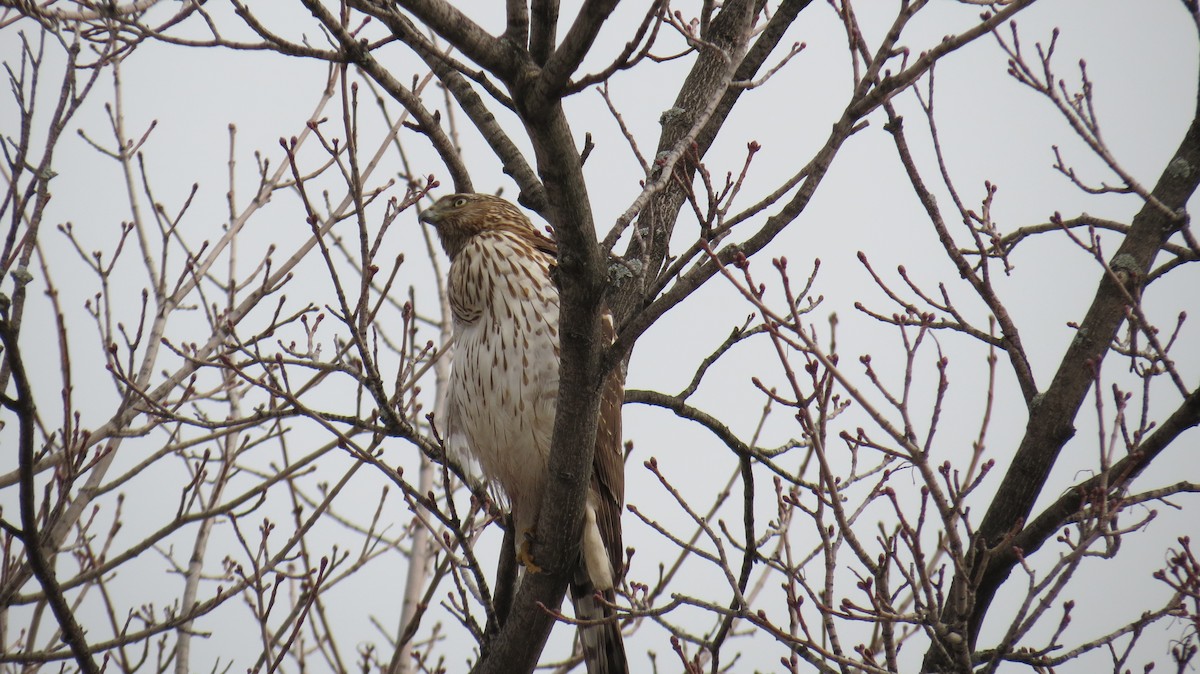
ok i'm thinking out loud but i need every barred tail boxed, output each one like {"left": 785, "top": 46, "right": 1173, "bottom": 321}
{"left": 570, "top": 567, "right": 627, "bottom": 674}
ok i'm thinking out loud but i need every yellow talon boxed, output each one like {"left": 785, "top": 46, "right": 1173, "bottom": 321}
{"left": 518, "top": 531, "right": 543, "bottom": 574}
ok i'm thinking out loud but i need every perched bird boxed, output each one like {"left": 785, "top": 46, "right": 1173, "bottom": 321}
{"left": 420, "top": 193, "right": 627, "bottom": 674}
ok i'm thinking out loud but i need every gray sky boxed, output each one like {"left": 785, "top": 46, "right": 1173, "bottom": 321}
{"left": 2, "top": 1, "right": 1198, "bottom": 671}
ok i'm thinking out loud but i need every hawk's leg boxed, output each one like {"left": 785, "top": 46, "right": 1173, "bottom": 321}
{"left": 518, "top": 529, "right": 544, "bottom": 574}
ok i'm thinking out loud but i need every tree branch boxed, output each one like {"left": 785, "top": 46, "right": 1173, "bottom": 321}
{"left": 539, "top": 0, "right": 621, "bottom": 94}
{"left": 0, "top": 312, "right": 101, "bottom": 674}
{"left": 932, "top": 55, "right": 1200, "bottom": 665}
{"left": 1006, "top": 386, "right": 1200, "bottom": 590}
{"left": 304, "top": 0, "right": 474, "bottom": 193}
{"left": 389, "top": 0, "right": 516, "bottom": 77}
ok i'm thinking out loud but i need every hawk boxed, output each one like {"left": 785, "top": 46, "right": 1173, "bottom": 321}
{"left": 420, "top": 193, "right": 627, "bottom": 674}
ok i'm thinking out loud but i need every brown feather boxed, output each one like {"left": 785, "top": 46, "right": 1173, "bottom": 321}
{"left": 592, "top": 309, "right": 626, "bottom": 583}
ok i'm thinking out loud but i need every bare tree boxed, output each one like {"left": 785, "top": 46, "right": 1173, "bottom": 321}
{"left": 1, "top": 1, "right": 1198, "bottom": 673}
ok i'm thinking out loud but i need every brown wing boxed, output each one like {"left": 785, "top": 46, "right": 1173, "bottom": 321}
{"left": 573, "top": 305, "right": 629, "bottom": 674}
{"left": 591, "top": 307, "right": 625, "bottom": 582}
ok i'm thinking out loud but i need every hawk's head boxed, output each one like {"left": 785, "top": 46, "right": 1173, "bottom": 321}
{"left": 420, "top": 193, "right": 546, "bottom": 260}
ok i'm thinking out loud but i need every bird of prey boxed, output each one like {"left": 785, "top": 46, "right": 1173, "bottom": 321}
{"left": 420, "top": 193, "right": 627, "bottom": 674}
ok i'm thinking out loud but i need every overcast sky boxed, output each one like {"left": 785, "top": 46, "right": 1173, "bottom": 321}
{"left": 2, "top": 1, "right": 1198, "bottom": 672}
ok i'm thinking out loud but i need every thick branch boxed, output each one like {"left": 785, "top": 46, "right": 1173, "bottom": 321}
{"left": 529, "top": 0, "right": 558, "bottom": 65}
{"left": 610, "top": 0, "right": 1031, "bottom": 368}
{"left": 539, "top": 0, "right": 621, "bottom": 94}
{"left": 306, "top": 0, "right": 473, "bottom": 192}
{"left": 354, "top": 1, "right": 547, "bottom": 204}
{"left": 389, "top": 0, "right": 516, "bottom": 77}
{"left": 610, "top": 113, "right": 853, "bottom": 373}
{"left": 694, "top": 0, "right": 814, "bottom": 155}
{"left": 504, "top": 0, "right": 530, "bottom": 48}
{"left": 931, "top": 71, "right": 1200, "bottom": 664}
{"left": 1010, "top": 386, "right": 1200, "bottom": 564}
{"left": 471, "top": 53, "right": 608, "bottom": 674}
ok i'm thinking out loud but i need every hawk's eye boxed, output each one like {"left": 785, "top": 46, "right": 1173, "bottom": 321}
{"left": 452, "top": 197, "right": 468, "bottom": 208}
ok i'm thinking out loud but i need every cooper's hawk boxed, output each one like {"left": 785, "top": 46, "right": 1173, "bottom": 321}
{"left": 420, "top": 193, "right": 627, "bottom": 674}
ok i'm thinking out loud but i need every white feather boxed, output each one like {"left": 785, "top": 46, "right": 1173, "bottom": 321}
{"left": 447, "top": 230, "right": 560, "bottom": 542}
{"left": 582, "top": 498, "right": 614, "bottom": 590}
